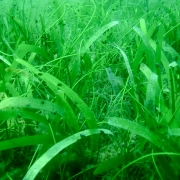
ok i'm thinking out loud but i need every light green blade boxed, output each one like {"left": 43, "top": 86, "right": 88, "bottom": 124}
{"left": 23, "top": 129, "right": 112, "bottom": 180}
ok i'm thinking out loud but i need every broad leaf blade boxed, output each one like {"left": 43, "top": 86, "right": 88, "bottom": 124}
{"left": 23, "top": 129, "right": 112, "bottom": 180}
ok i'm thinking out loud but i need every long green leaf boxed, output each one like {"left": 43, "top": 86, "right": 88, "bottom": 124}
{"left": 0, "top": 97, "right": 65, "bottom": 117}
{"left": 118, "top": 47, "right": 134, "bottom": 86}
{"left": 0, "top": 110, "right": 49, "bottom": 125}
{"left": 0, "top": 135, "right": 56, "bottom": 151}
{"left": 107, "top": 117, "right": 180, "bottom": 154}
{"left": 80, "top": 21, "right": 119, "bottom": 54}
{"left": 133, "top": 26, "right": 156, "bottom": 72}
{"left": 23, "top": 129, "right": 112, "bottom": 180}
{"left": 94, "top": 152, "right": 134, "bottom": 175}
{"left": 0, "top": 55, "right": 11, "bottom": 66}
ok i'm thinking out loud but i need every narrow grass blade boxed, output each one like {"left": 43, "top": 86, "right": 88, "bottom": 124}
{"left": 116, "top": 47, "right": 134, "bottom": 86}
{"left": 0, "top": 135, "right": 55, "bottom": 151}
{"left": 0, "top": 110, "right": 49, "bottom": 125}
{"left": 51, "top": 28, "right": 64, "bottom": 57}
{"left": 133, "top": 42, "right": 145, "bottom": 75}
{"left": 115, "top": 47, "right": 140, "bottom": 117}
{"left": 151, "top": 150, "right": 163, "bottom": 180}
{"left": 94, "top": 152, "right": 134, "bottom": 175}
{"left": 23, "top": 129, "right": 112, "bottom": 180}
{"left": 50, "top": 0, "right": 65, "bottom": 57}
{"left": 107, "top": 117, "right": 180, "bottom": 153}
{"left": 0, "top": 55, "right": 11, "bottom": 66}
{"left": 80, "top": 21, "right": 119, "bottom": 54}
{"left": 10, "top": 17, "right": 29, "bottom": 43}
{"left": 108, "top": 117, "right": 180, "bottom": 172}
{"left": 150, "top": 39, "right": 170, "bottom": 80}
{"left": 169, "top": 97, "right": 180, "bottom": 126}
{"left": 156, "top": 24, "right": 164, "bottom": 88}
{"left": 169, "top": 67, "right": 176, "bottom": 114}
{"left": 112, "top": 152, "right": 180, "bottom": 180}
{"left": 70, "top": 57, "right": 80, "bottom": 86}
{"left": 140, "top": 18, "right": 147, "bottom": 34}
{"left": 132, "top": 22, "right": 158, "bottom": 75}
{"left": 149, "top": 40, "right": 172, "bottom": 118}
{"left": 140, "top": 63, "right": 170, "bottom": 123}
{"left": 145, "top": 73, "right": 157, "bottom": 115}
{"left": 133, "top": 26, "right": 156, "bottom": 72}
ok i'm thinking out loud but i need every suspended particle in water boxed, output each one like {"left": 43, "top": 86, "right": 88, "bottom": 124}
{"left": 38, "top": 72, "right": 43, "bottom": 76}
{"left": 100, "top": 130, "right": 105, "bottom": 135}
{"left": 26, "top": 104, "right": 31, "bottom": 108}
{"left": 80, "top": 134, "right": 86, "bottom": 138}
{"left": 57, "top": 83, "right": 62, "bottom": 87}
{"left": 17, "top": 114, "right": 21, "bottom": 118}
{"left": 41, "top": 101, "right": 45, "bottom": 105}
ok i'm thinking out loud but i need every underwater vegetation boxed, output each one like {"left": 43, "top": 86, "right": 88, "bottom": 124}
{"left": 1, "top": 0, "right": 180, "bottom": 179}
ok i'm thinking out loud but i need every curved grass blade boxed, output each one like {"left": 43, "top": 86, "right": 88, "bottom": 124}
{"left": 0, "top": 135, "right": 59, "bottom": 151}
{"left": 94, "top": 152, "right": 134, "bottom": 175}
{"left": 108, "top": 117, "right": 180, "bottom": 152}
{"left": 116, "top": 47, "right": 134, "bottom": 86}
{"left": 0, "top": 135, "right": 56, "bottom": 151}
{"left": 108, "top": 117, "right": 180, "bottom": 169}
{"left": 23, "top": 129, "right": 112, "bottom": 180}
{"left": 156, "top": 24, "right": 164, "bottom": 88}
{"left": 0, "top": 97, "right": 65, "bottom": 117}
{"left": 80, "top": 21, "right": 119, "bottom": 55}
{"left": 133, "top": 26, "right": 156, "bottom": 72}
{"left": 0, "top": 55, "right": 11, "bottom": 66}
{"left": 151, "top": 150, "right": 163, "bottom": 180}
{"left": 0, "top": 110, "right": 49, "bottom": 125}
{"left": 114, "top": 47, "right": 140, "bottom": 117}
{"left": 112, "top": 152, "right": 180, "bottom": 180}
{"left": 15, "top": 58, "right": 99, "bottom": 151}
{"left": 140, "top": 63, "right": 171, "bottom": 123}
